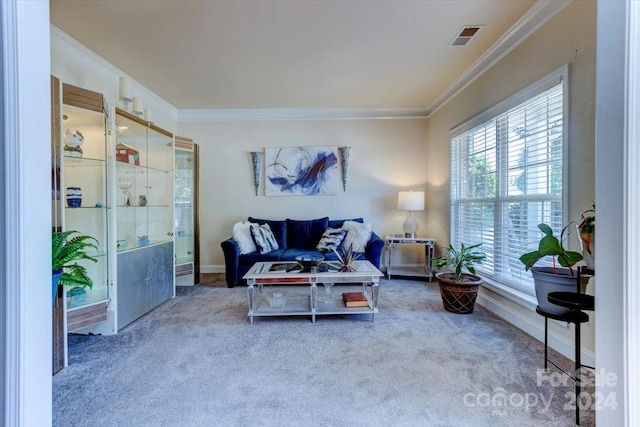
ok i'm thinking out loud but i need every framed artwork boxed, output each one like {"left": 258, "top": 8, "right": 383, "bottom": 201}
{"left": 265, "top": 146, "right": 339, "bottom": 196}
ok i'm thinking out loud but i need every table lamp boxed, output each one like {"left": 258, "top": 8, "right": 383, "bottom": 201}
{"left": 397, "top": 191, "right": 424, "bottom": 238}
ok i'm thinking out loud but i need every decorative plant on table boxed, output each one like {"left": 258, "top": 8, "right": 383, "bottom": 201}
{"left": 333, "top": 244, "right": 360, "bottom": 273}
{"left": 518, "top": 221, "right": 590, "bottom": 315}
{"left": 433, "top": 242, "right": 486, "bottom": 314}
{"left": 52, "top": 230, "right": 99, "bottom": 305}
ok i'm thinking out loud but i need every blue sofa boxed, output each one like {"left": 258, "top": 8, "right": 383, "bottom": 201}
{"left": 220, "top": 217, "right": 384, "bottom": 287}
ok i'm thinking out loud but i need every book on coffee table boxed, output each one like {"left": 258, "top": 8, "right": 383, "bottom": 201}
{"left": 342, "top": 292, "right": 369, "bottom": 308}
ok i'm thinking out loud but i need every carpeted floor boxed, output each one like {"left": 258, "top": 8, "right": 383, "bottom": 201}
{"left": 53, "top": 276, "right": 594, "bottom": 426}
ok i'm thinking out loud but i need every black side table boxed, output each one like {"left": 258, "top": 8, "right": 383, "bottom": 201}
{"left": 543, "top": 266, "right": 594, "bottom": 426}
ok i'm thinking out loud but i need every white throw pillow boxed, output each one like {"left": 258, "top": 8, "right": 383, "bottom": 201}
{"left": 341, "top": 221, "right": 372, "bottom": 253}
{"left": 232, "top": 221, "right": 257, "bottom": 254}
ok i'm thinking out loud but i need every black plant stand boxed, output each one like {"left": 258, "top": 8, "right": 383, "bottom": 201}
{"left": 536, "top": 266, "right": 594, "bottom": 426}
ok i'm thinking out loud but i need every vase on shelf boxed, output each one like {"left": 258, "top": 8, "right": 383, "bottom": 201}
{"left": 66, "top": 187, "right": 82, "bottom": 208}
{"left": 117, "top": 177, "right": 132, "bottom": 206}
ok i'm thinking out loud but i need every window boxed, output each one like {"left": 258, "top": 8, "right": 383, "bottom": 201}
{"left": 449, "top": 67, "right": 568, "bottom": 294}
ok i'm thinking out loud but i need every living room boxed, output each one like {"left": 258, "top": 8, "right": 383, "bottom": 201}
{"left": 3, "top": 0, "right": 639, "bottom": 426}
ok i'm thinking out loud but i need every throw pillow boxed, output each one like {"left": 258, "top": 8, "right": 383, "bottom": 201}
{"left": 250, "top": 223, "right": 279, "bottom": 254}
{"left": 341, "top": 221, "right": 372, "bottom": 253}
{"left": 232, "top": 221, "right": 257, "bottom": 254}
{"left": 315, "top": 227, "right": 348, "bottom": 252}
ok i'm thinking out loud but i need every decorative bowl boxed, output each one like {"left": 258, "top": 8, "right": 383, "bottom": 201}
{"left": 295, "top": 254, "right": 324, "bottom": 272}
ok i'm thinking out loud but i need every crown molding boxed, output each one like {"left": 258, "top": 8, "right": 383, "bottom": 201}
{"left": 50, "top": 25, "right": 178, "bottom": 120}
{"left": 178, "top": 107, "right": 429, "bottom": 122}
{"left": 425, "top": 0, "right": 572, "bottom": 116}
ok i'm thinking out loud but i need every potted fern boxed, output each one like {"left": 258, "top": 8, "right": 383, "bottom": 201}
{"left": 52, "top": 230, "right": 99, "bottom": 305}
{"left": 519, "top": 223, "right": 589, "bottom": 315}
{"left": 434, "top": 242, "right": 486, "bottom": 314}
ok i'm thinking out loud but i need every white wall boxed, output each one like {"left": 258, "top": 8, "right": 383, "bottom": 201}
{"left": 425, "top": 1, "right": 597, "bottom": 362}
{"left": 178, "top": 117, "right": 430, "bottom": 271}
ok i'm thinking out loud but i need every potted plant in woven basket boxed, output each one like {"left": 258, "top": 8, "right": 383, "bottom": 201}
{"left": 434, "top": 242, "right": 486, "bottom": 314}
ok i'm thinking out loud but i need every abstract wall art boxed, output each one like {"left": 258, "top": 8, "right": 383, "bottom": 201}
{"left": 265, "top": 146, "right": 339, "bottom": 196}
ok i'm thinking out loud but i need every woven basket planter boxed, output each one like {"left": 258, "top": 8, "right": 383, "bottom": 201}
{"left": 436, "top": 272, "right": 483, "bottom": 314}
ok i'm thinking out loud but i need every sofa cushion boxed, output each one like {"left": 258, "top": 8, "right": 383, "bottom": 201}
{"left": 248, "top": 217, "right": 287, "bottom": 249}
{"left": 232, "top": 221, "right": 257, "bottom": 254}
{"left": 341, "top": 221, "right": 372, "bottom": 252}
{"left": 286, "top": 217, "right": 329, "bottom": 249}
{"left": 239, "top": 249, "right": 285, "bottom": 266}
{"left": 250, "top": 223, "right": 279, "bottom": 254}
{"left": 315, "top": 227, "right": 347, "bottom": 252}
{"left": 328, "top": 218, "right": 363, "bottom": 229}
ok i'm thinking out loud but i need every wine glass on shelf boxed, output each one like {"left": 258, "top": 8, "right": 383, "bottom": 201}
{"left": 117, "top": 177, "right": 133, "bottom": 206}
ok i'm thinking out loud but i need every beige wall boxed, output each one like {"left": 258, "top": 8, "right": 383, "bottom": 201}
{"left": 178, "top": 118, "right": 430, "bottom": 271}
{"left": 426, "top": 1, "right": 596, "bottom": 360}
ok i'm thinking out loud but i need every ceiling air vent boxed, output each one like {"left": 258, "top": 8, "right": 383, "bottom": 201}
{"left": 450, "top": 25, "right": 483, "bottom": 47}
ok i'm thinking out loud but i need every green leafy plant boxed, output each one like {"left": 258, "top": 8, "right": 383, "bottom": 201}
{"left": 518, "top": 223, "right": 582, "bottom": 272}
{"left": 434, "top": 242, "right": 486, "bottom": 281}
{"left": 52, "top": 230, "right": 99, "bottom": 288}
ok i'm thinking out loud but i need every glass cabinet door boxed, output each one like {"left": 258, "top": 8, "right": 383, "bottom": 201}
{"left": 115, "top": 109, "right": 173, "bottom": 251}
{"left": 174, "top": 137, "right": 199, "bottom": 286}
{"left": 54, "top": 81, "right": 111, "bottom": 334}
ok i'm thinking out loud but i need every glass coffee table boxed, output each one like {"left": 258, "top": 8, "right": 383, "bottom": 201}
{"left": 242, "top": 260, "right": 383, "bottom": 324}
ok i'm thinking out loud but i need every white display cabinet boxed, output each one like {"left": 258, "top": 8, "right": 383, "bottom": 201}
{"left": 52, "top": 78, "right": 112, "bottom": 372}
{"left": 174, "top": 136, "right": 199, "bottom": 286}
{"left": 113, "top": 107, "right": 175, "bottom": 330}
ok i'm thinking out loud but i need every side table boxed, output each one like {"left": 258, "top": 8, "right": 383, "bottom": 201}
{"left": 385, "top": 235, "right": 436, "bottom": 281}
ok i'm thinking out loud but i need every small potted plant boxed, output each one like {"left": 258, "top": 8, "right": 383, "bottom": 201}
{"left": 519, "top": 223, "right": 589, "bottom": 315}
{"left": 52, "top": 230, "right": 99, "bottom": 305}
{"left": 434, "top": 242, "right": 486, "bottom": 314}
{"left": 577, "top": 204, "right": 595, "bottom": 269}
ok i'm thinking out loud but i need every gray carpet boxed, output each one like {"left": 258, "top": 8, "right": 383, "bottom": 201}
{"left": 53, "top": 277, "right": 594, "bottom": 426}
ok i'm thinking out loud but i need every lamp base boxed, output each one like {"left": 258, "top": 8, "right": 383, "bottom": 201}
{"left": 402, "top": 210, "right": 419, "bottom": 238}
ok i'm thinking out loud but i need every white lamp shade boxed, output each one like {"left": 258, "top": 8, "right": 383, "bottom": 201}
{"left": 397, "top": 191, "right": 424, "bottom": 211}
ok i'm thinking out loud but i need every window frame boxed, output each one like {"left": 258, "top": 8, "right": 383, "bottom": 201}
{"left": 448, "top": 65, "right": 570, "bottom": 295}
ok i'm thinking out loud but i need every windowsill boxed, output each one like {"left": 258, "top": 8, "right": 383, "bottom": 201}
{"left": 478, "top": 275, "right": 538, "bottom": 311}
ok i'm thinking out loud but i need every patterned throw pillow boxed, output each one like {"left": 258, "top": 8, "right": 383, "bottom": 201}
{"left": 341, "top": 221, "right": 372, "bottom": 253}
{"left": 315, "top": 227, "right": 348, "bottom": 252}
{"left": 250, "top": 223, "right": 279, "bottom": 254}
{"left": 233, "top": 221, "right": 257, "bottom": 254}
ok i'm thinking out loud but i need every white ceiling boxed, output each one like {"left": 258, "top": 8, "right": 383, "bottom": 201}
{"left": 50, "top": 0, "right": 539, "bottom": 111}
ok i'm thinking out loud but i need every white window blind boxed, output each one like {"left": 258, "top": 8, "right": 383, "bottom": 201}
{"left": 449, "top": 68, "right": 567, "bottom": 294}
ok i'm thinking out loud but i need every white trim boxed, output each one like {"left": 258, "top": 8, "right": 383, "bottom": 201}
{"left": 178, "top": 107, "right": 429, "bottom": 122}
{"left": 426, "top": 0, "right": 571, "bottom": 116}
{"left": 50, "top": 25, "right": 178, "bottom": 122}
{"left": 625, "top": 1, "right": 640, "bottom": 425}
{"left": 2, "top": 1, "right": 52, "bottom": 425}
{"left": 200, "top": 265, "right": 225, "bottom": 274}
{"left": 450, "top": 64, "right": 568, "bottom": 137}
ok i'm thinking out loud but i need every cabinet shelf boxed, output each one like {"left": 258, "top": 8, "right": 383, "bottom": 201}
{"left": 63, "top": 155, "right": 106, "bottom": 165}
{"left": 116, "top": 204, "right": 170, "bottom": 208}
{"left": 65, "top": 205, "right": 107, "bottom": 210}
{"left": 116, "top": 160, "right": 170, "bottom": 174}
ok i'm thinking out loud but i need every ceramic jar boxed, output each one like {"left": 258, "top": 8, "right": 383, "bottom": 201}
{"left": 66, "top": 187, "right": 82, "bottom": 208}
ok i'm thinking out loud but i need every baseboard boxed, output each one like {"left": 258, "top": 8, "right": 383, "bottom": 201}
{"left": 201, "top": 265, "right": 225, "bottom": 274}
{"left": 476, "top": 290, "right": 595, "bottom": 368}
